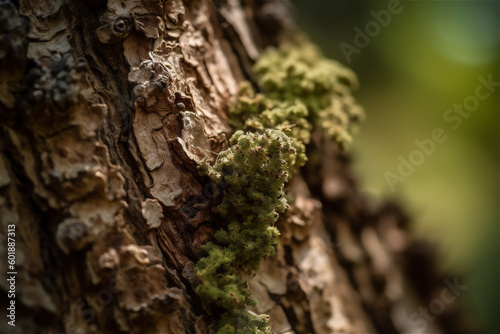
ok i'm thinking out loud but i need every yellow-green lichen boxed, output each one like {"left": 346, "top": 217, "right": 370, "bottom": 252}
{"left": 196, "top": 129, "right": 295, "bottom": 333}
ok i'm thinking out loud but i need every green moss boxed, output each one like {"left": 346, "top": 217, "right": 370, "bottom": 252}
{"left": 230, "top": 83, "right": 310, "bottom": 172}
{"left": 195, "top": 243, "right": 255, "bottom": 310}
{"left": 230, "top": 37, "right": 364, "bottom": 153}
{"left": 196, "top": 130, "right": 295, "bottom": 333}
{"left": 217, "top": 309, "right": 271, "bottom": 334}
{"left": 195, "top": 37, "right": 363, "bottom": 333}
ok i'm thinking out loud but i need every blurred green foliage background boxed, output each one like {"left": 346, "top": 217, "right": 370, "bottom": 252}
{"left": 291, "top": 0, "right": 498, "bottom": 331}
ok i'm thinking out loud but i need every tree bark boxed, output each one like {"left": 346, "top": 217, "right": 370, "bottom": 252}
{"left": 0, "top": 0, "right": 473, "bottom": 333}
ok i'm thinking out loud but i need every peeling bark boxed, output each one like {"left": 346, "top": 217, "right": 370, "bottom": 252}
{"left": 0, "top": 0, "right": 473, "bottom": 334}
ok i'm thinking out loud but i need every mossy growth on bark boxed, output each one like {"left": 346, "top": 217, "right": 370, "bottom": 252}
{"left": 231, "top": 83, "right": 310, "bottom": 173}
{"left": 196, "top": 129, "right": 295, "bottom": 333}
{"left": 195, "top": 37, "right": 363, "bottom": 333}
{"left": 230, "top": 37, "right": 364, "bottom": 156}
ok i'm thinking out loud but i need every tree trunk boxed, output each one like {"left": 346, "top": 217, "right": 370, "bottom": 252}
{"left": 0, "top": 0, "right": 472, "bottom": 333}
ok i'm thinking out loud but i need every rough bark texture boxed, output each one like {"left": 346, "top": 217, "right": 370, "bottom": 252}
{"left": 0, "top": 0, "right": 473, "bottom": 334}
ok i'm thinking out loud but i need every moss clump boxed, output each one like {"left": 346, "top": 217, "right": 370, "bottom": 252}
{"left": 196, "top": 37, "right": 363, "bottom": 333}
{"left": 217, "top": 309, "right": 270, "bottom": 334}
{"left": 196, "top": 129, "right": 295, "bottom": 334}
{"left": 230, "top": 83, "right": 310, "bottom": 173}
{"left": 230, "top": 37, "right": 364, "bottom": 155}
